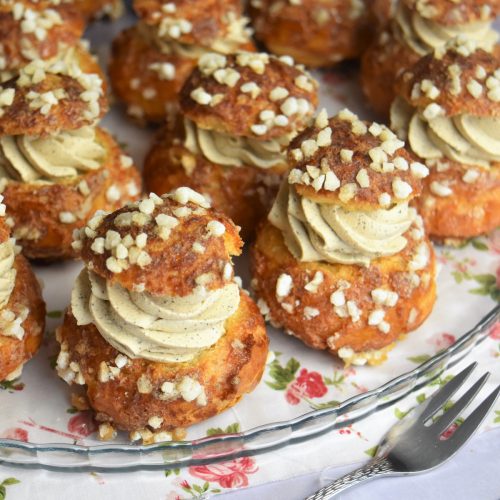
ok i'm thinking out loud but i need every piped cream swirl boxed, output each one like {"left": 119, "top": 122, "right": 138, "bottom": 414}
{"left": 143, "top": 14, "right": 252, "bottom": 58}
{"left": 71, "top": 270, "right": 240, "bottom": 363}
{"left": 391, "top": 97, "right": 500, "bottom": 168}
{"left": 269, "top": 182, "right": 415, "bottom": 267}
{"left": 394, "top": 3, "right": 498, "bottom": 56}
{"left": 0, "top": 239, "right": 16, "bottom": 309}
{"left": 184, "top": 118, "right": 288, "bottom": 169}
{"left": 0, "top": 127, "right": 106, "bottom": 183}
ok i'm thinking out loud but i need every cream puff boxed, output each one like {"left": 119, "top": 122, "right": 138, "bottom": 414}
{"left": 143, "top": 51, "right": 318, "bottom": 239}
{"left": 0, "top": 1, "right": 84, "bottom": 74}
{"left": 0, "top": 0, "right": 108, "bottom": 89}
{"left": 391, "top": 37, "right": 500, "bottom": 241}
{"left": 250, "top": 0, "right": 374, "bottom": 68}
{"left": 0, "top": 198, "right": 45, "bottom": 382}
{"left": 0, "top": 56, "right": 141, "bottom": 260}
{"left": 361, "top": 0, "right": 499, "bottom": 117}
{"left": 57, "top": 188, "right": 268, "bottom": 441}
{"left": 251, "top": 109, "right": 437, "bottom": 366}
{"left": 109, "top": 0, "right": 255, "bottom": 124}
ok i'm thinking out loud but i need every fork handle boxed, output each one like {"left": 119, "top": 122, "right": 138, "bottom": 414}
{"left": 305, "top": 456, "right": 394, "bottom": 499}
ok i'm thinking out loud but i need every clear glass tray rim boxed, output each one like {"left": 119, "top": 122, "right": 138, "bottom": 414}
{"left": 0, "top": 304, "right": 498, "bottom": 470}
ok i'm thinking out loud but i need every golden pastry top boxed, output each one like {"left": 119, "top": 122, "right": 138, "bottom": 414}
{"left": 0, "top": 1, "right": 85, "bottom": 71}
{"left": 395, "top": 38, "right": 500, "bottom": 118}
{"left": 76, "top": 188, "right": 242, "bottom": 298}
{"left": 0, "top": 46, "right": 106, "bottom": 136}
{"left": 180, "top": 52, "right": 318, "bottom": 141}
{"left": 285, "top": 109, "right": 427, "bottom": 211}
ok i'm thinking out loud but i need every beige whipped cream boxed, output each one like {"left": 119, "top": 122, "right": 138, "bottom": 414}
{"left": 0, "top": 127, "right": 105, "bottom": 183}
{"left": 184, "top": 118, "right": 288, "bottom": 169}
{"left": 391, "top": 97, "right": 500, "bottom": 168}
{"left": 0, "top": 238, "right": 16, "bottom": 309}
{"left": 143, "top": 14, "right": 251, "bottom": 58}
{"left": 394, "top": 3, "right": 498, "bottom": 56}
{"left": 269, "top": 182, "right": 415, "bottom": 266}
{"left": 71, "top": 270, "right": 240, "bottom": 363}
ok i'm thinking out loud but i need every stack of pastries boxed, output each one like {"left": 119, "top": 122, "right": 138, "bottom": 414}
{"left": 0, "top": 49, "right": 141, "bottom": 260}
{"left": 0, "top": 198, "right": 45, "bottom": 382}
{"left": 391, "top": 37, "right": 500, "bottom": 241}
{"left": 362, "top": 0, "right": 500, "bottom": 116}
{"left": 144, "top": 51, "right": 319, "bottom": 238}
{"left": 109, "top": 0, "right": 255, "bottom": 123}
{"left": 251, "top": 109, "right": 437, "bottom": 366}
{"left": 57, "top": 188, "right": 268, "bottom": 442}
{"left": 0, "top": 0, "right": 469, "bottom": 444}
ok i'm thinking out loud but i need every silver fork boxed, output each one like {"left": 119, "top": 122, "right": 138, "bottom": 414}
{"left": 307, "top": 362, "right": 500, "bottom": 500}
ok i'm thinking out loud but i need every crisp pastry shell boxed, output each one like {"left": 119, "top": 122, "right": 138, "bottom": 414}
{"left": 57, "top": 290, "right": 268, "bottom": 432}
{"left": 251, "top": 221, "right": 436, "bottom": 364}
{"left": 108, "top": 25, "right": 199, "bottom": 124}
{"left": 1, "top": 127, "right": 142, "bottom": 261}
{"left": 0, "top": 254, "right": 45, "bottom": 381}
{"left": 288, "top": 116, "right": 423, "bottom": 211}
{"left": 0, "top": 2, "right": 85, "bottom": 71}
{"left": 180, "top": 53, "right": 317, "bottom": 141}
{"left": 416, "top": 163, "right": 500, "bottom": 240}
{"left": 109, "top": 25, "right": 255, "bottom": 124}
{"left": 395, "top": 47, "right": 500, "bottom": 118}
{"left": 143, "top": 125, "right": 285, "bottom": 241}
{"left": 80, "top": 191, "right": 242, "bottom": 298}
{"left": 360, "top": 33, "right": 420, "bottom": 119}
{"left": 250, "top": 0, "right": 374, "bottom": 67}
{"left": 0, "top": 46, "right": 108, "bottom": 136}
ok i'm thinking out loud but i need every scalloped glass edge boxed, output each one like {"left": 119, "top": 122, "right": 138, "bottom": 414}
{"left": 0, "top": 305, "right": 498, "bottom": 471}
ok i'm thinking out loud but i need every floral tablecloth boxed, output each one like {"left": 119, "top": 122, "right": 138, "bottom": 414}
{"left": 0, "top": 9, "right": 499, "bottom": 500}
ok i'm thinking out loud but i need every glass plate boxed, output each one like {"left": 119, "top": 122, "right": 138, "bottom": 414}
{"left": 0, "top": 10, "right": 498, "bottom": 472}
{"left": 0, "top": 306, "right": 497, "bottom": 471}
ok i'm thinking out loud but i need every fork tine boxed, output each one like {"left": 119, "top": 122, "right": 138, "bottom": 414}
{"left": 444, "top": 385, "right": 500, "bottom": 452}
{"left": 431, "top": 372, "right": 490, "bottom": 435}
{"left": 419, "top": 362, "right": 477, "bottom": 422}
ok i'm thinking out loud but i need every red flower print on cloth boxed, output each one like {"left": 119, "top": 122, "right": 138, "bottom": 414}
{"left": 189, "top": 457, "right": 258, "bottom": 489}
{"left": 490, "top": 322, "right": 500, "bottom": 340}
{"left": 1, "top": 427, "right": 28, "bottom": 441}
{"left": 285, "top": 369, "right": 328, "bottom": 405}
{"left": 429, "top": 333, "right": 456, "bottom": 351}
{"left": 67, "top": 411, "right": 98, "bottom": 437}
